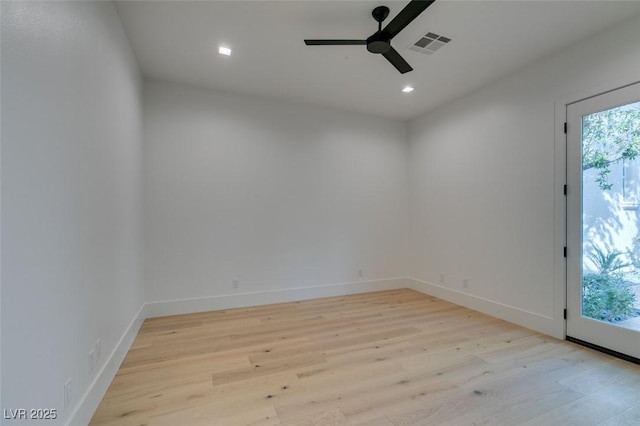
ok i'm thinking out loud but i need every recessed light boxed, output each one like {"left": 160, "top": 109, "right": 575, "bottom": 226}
{"left": 402, "top": 86, "right": 414, "bottom": 93}
{"left": 218, "top": 46, "right": 232, "bottom": 56}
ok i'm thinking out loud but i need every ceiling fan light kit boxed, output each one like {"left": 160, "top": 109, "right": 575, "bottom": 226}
{"left": 304, "top": 0, "right": 436, "bottom": 74}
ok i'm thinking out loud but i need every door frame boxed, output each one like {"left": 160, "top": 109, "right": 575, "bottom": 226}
{"left": 553, "top": 78, "right": 640, "bottom": 343}
{"left": 565, "top": 82, "right": 640, "bottom": 361}
{"left": 555, "top": 79, "right": 640, "bottom": 357}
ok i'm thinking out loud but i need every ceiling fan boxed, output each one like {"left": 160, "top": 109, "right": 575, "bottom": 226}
{"left": 304, "top": 0, "right": 436, "bottom": 74}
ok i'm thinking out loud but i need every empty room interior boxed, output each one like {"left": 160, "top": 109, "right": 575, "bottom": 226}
{"left": 2, "top": 1, "right": 640, "bottom": 425}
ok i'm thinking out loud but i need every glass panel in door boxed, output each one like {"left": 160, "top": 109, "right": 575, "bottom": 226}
{"left": 582, "top": 100, "right": 640, "bottom": 331}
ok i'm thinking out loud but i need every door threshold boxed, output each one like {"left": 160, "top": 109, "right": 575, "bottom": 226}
{"left": 566, "top": 336, "right": 640, "bottom": 365}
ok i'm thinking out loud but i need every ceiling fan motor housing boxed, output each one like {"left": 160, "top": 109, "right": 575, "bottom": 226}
{"left": 366, "top": 32, "right": 391, "bottom": 54}
{"left": 367, "top": 6, "right": 391, "bottom": 53}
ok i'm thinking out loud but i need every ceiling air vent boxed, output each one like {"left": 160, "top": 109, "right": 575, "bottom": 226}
{"left": 409, "top": 32, "right": 451, "bottom": 55}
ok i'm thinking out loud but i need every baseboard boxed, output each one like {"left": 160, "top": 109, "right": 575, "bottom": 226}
{"left": 145, "top": 277, "right": 412, "bottom": 318}
{"left": 65, "top": 278, "right": 409, "bottom": 425}
{"left": 406, "top": 277, "right": 561, "bottom": 339}
{"left": 66, "top": 276, "right": 560, "bottom": 425}
{"left": 66, "top": 303, "right": 147, "bottom": 426}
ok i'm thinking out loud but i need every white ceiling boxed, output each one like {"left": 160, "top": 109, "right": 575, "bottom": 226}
{"left": 115, "top": 0, "right": 640, "bottom": 120}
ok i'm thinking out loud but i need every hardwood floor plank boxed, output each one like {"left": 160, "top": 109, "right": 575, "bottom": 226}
{"left": 147, "top": 403, "right": 280, "bottom": 426}
{"left": 451, "top": 377, "right": 584, "bottom": 425}
{"left": 520, "top": 394, "right": 627, "bottom": 426}
{"left": 211, "top": 352, "right": 327, "bottom": 386}
{"left": 597, "top": 404, "right": 640, "bottom": 426}
{"left": 277, "top": 408, "right": 351, "bottom": 426}
{"left": 350, "top": 417, "right": 394, "bottom": 426}
{"left": 342, "top": 378, "right": 460, "bottom": 425}
{"left": 522, "top": 375, "right": 640, "bottom": 426}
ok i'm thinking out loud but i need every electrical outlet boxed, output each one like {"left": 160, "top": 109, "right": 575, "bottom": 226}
{"left": 358, "top": 269, "right": 363, "bottom": 278}
{"left": 64, "top": 379, "right": 72, "bottom": 409}
{"left": 89, "top": 349, "right": 95, "bottom": 374}
{"left": 439, "top": 272, "right": 445, "bottom": 283}
{"left": 96, "top": 338, "right": 102, "bottom": 361}
{"left": 463, "top": 278, "right": 470, "bottom": 288}
{"left": 232, "top": 279, "right": 239, "bottom": 289}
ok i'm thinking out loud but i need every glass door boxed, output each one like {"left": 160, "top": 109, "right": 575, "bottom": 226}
{"left": 566, "top": 82, "right": 640, "bottom": 360}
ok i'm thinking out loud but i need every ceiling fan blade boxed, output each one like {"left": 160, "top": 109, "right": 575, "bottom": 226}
{"left": 382, "top": 47, "right": 413, "bottom": 74}
{"left": 383, "top": 0, "right": 436, "bottom": 39}
{"left": 304, "top": 40, "right": 367, "bottom": 46}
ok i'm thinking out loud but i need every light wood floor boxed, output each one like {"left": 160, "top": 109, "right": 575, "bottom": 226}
{"left": 90, "top": 289, "right": 640, "bottom": 426}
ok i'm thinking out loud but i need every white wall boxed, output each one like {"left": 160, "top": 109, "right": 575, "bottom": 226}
{"left": 1, "top": 2, "right": 143, "bottom": 425}
{"left": 143, "top": 80, "right": 409, "bottom": 306}
{"left": 2, "top": 2, "right": 639, "bottom": 423}
{"left": 407, "top": 14, "right": 640, "bottom": 337}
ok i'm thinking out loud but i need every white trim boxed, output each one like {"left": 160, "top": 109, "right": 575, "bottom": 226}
{"left": 406, "top": 278, "right": 560, "bottom": 339}
{"left": 565, "top": 82, "right": 640, "bottom": 359}
{"left": 553, "top": 98, "right": 568, "bottom": 340}
{"left": 145, "top": 278, "right": 412, "bottom": 318}
{"left": 66, "top": 303, "right": 147, "bottom": 426}
{"left": 66, "top": 275, "right": 564, "bottom": 425}
{"left": 65, "top": 278, "right": 410, "bottom": 425}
